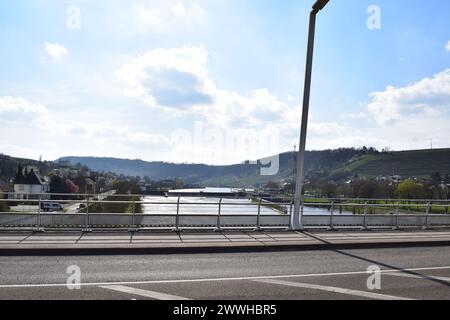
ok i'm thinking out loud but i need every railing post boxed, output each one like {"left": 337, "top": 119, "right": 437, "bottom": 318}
{"left": 37, "top": 195, "right": 42, "bottom": 231}
{"left": 424, "top": 202, "right": 431, "bottom": 230}
{"left": 132, "top": 200, "right": 136, "bottom": 230}
{"left": 426, "top": 202, "right": 431, "bottom": 214}
{"left": 217, "top": 198, "right": 223, "bottom": 231}
{"left": 363, "top": 202, "right": 368, "bottom": 230}
{"left": 84, "top": 197, "right": 90, "bottom": 232}
{"left": 300, "top": 200, "right": 304, "bottom": 229}
{"left": 176, "top": 197, "right": 180, "bottom": 232}
{"left": 330, "top": 202, "right": 335, "bottom": 230}
{"left": 394, "top": 203, "right": 400, "bottom": 230}
{"left": 257, "top": 199, "right": 262, "bottom": 231}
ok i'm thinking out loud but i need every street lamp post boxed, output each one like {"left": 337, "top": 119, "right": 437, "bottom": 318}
{"left": 292, "top": 0, "right": 330, "bottom": 230}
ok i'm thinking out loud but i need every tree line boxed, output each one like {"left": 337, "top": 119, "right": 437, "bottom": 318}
{"left": 309, "top": 173, "right": 450, "bottom": 200}
{"left": 266, "top": 172, "right": 450, "bottom": 200}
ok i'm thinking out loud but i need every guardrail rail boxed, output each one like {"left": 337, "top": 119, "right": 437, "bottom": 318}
{"left": 1, "top": 193, "right": 449, "bottom": 231}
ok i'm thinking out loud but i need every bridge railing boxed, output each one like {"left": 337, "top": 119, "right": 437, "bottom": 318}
{"left": 0, "top": 194, "right": 292, "bottom": 231}
{"left": 0, "top": 194, "right": 449, "bottom": 231}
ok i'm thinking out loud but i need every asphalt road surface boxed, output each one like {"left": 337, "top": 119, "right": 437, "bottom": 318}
{"left": 0, "top": 246, "right": 449, "bottom": 300}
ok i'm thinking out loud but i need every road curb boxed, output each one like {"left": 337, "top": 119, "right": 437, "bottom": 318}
{"left": 1, "top": 240, "right": 450, "bottom": 256}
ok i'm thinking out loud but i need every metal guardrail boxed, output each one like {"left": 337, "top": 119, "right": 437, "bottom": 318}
{"left": 0, "top": 195, "right": 292, "bottom": 231}
{"left": 1, "top": 194, "right": 450, "bottom": 231}
{"left": 302, "top": 215, "right": 450, "bottom": 229}
{"left": 301, "top": 201, "right": 450, "bottom": 230}
{"left": 0, "top": 213, "right": 291, "bottom": 231}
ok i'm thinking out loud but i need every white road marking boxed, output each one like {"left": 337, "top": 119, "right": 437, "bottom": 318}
{"left": 384, "top": 272, "right": 450, "bottom": 283}
{"left": 255, "top": 279, "right": 413, "bottom": 300}
{"left": 99, "top": 285, "right": 190, "bottom": 300}
{"left": 0, "top": 266, "right": 449, "bottom": 289}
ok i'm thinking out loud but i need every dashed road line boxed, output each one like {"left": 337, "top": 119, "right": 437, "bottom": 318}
{"left": 384, "top": 272, "right": 450, "bottom": 283}
{"left": 254, "top": 279, "right": 413, "bottom": 300}
{"left": 99, "top": 285, "right": 190, "bottom": 300}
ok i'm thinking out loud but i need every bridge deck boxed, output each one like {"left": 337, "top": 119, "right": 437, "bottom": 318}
{"left": 1, "top": 230, "right": 450, "bottom": 253}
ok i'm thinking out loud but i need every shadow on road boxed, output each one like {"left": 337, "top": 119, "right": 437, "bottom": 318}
{"left": 301, "top": 231, "right": 450, "bottom": 289}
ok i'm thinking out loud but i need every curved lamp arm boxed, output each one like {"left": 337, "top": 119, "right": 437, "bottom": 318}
{"left": 312, "top": 0, "right": 330, "bottom": 14}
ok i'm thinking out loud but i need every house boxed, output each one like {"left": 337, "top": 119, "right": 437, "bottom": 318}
{"left": 55, "top": 166, "right": 82, "bottom": 179}
{"left": 85, "top": 178, "right": 96, "bottom": 194}
{"left": 24, "top": 165, "right": 41, "bottom": 174}
{"left": 0, "top": 177, "right": 14, "bottom": 199}
{"left": 13, "top": 165, "right": 50, "bottom": 199}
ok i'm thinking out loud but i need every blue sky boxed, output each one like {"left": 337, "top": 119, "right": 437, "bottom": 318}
{"left": 0, "top": 0, "right": 449, "bottom": 164}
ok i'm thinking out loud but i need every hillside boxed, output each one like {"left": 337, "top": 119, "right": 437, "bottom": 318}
{"left": 59, "top": 156, "right": 263, "bottom": 186}
{"left": 0, "top": 154, "right": 54, "bottom": 180}
{"left": 61, "top": 148, "right": 450, "bottom": 187}
{"left": 58, "top": 148, "right": 377, "bottom": 186}
{"left": 3, "top": 148, "right": 449, "bottom": 188}
{"left": 329, "top": 149, "right": 450, "bottom": 180}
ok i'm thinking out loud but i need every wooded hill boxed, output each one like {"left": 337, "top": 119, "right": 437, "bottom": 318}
{"left": 59, "top": 148, "right": 450, "bottom": 187}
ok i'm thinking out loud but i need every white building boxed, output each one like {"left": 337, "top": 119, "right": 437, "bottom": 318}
{"left": 13, "top": 165, "right": 50, "bottom": 199}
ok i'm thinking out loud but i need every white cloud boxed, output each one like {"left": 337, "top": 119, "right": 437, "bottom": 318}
{"left": 117, "top": 45, "right": 297, "bottom": 126}
{"left": 446, "top": 40, "right": 450, "bottom": 52}
{"left": 5, "top": 50, "right": 450, "bottom": 164}
{"left": 120, "top": 44, "right": 450, "bottom": 163}
{"left": 367, "top": 69, "right": 450, "bottom": 125}
{"left": 72, "top": 124, "right": 169, "bottom": 145}
{"left": 0, "top": 96, "right": 54, "bottom": 160}
{"left": 0, "top": 96, "right": 50, "bottom": 124}
{"left": 44, "top": 42, "right": 69, "bottom": 61}
{"left": 309, "top": 122, "right": 345, "bottom": 137}
{"left": 69, "top": 123, "right": 87, "bottom": 136}
{"left": 132, "top": 5, "right": 164, "bottom": 31}
{"left": 116, "top": 45, "right": 300, "bottom": 163}
{"left": 117, "top": 46, "right": 213, "bottom": 109}
{"left": 171, "top": 2, "right": 205, "bottom": 21}
{"left": 293, "top": 69, "right": 450, "bottom": 153}
{"left": 330, "top": 68, "right": 450, "bottom": 151}
{"left": 131, "top": 2, "right": 206, "bottom": 33}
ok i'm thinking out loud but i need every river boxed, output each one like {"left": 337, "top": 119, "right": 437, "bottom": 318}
{"left": 142, "top": 196, "right": 352, "bottom": 216}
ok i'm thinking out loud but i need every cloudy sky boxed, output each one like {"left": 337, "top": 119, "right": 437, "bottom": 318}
{"left": 0, "top": 0, "right": 449, "bottom": 165}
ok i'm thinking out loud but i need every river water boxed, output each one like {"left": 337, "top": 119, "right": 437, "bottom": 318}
{"left": 142, "top": 196, "right": 352, "bottom": 216}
